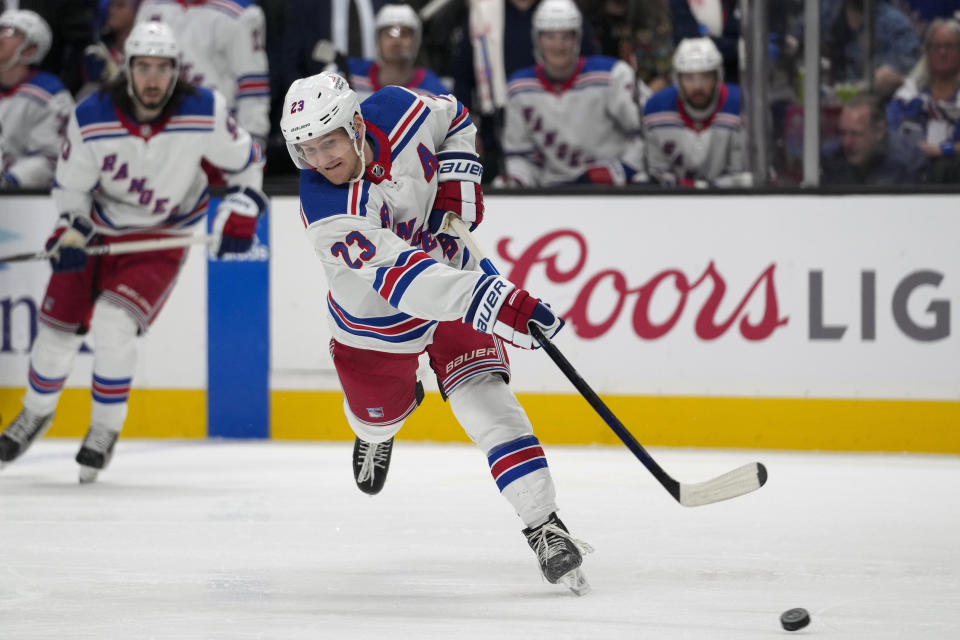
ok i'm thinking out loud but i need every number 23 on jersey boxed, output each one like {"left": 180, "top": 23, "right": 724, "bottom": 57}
{"left": 331, "top": 230, "right": 376, "bottom": 268}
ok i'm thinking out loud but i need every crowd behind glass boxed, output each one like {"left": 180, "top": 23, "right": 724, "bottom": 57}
{"left": 2, "top": 0, "right": 959, "bottom": 190}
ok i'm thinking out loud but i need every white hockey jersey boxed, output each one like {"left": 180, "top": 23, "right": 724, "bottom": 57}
{"left": 0, "top": 70, "right": 74, "bottom": 189}
{"left": 642, "top": 83, "right": 750, "bottom": 187}
{"left": 502, "top": 56, "right": 644, "bottom": 186}
{"left": 298, "top": 87, "right": 488, "bottom": 354}
{"left": 136, "top": 0, "right": 270, "bottom": 139}
{"left": 54, "top": 87, "right": 264, "bottom": 236}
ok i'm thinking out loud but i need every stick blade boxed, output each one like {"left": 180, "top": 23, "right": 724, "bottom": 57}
{"left": 678, "top": 462, "right": 767, "bottom": 507}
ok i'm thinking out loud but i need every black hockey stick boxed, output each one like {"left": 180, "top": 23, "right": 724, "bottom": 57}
{"left": 442, "top": 214, "right": 768, "bottom": 507}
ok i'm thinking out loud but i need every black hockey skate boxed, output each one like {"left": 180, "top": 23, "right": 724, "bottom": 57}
{"left": 352, "top": 436, "right": 393, "bottom": 495}
{"left": 75, "top": 425, "right": 119, "bottom": 484}
{"left": 0, "top": 409, "right": 54, "bottom": 464}
{"left": 523, "top": 512, "right": 593, "bottom": 596}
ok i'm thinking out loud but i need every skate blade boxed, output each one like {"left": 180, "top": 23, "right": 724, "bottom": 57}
{"left": 78, "top": 465, "right": 100, "bottom": 484}
{"left": 558, "top": 567, "right": 590, "bottom": 596}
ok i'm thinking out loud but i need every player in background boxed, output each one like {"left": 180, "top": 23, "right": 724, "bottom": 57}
{"left": 80, "top": 0, "right": 143, "bottom": 97}
{"left": 499, "top": 0, "right": 645, "bottom": 187}
{"left": 0, "top": 22, "right": 266, "bottom": 483}
{"left": 0, "top": 9, "right": 74, "bottom": 190}
{"left": 136, "top": 0, "right": 270, "bottom": 154}
{"left": 642, "top": 37, "right": 753, "bottom": 188}
{"left": 279, "top": 71, "right": 592, "bottom": 594}
{"left": 347, "top": 4, "right": 450, "bottom": 102}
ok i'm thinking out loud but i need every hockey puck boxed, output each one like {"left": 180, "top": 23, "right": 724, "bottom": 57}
{"left": 780, "top": 608, "right": 810, "bottom": 631}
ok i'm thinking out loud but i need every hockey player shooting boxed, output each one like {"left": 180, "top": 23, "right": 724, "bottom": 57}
{"left": 0, "top": 22, "right": 266, "bottom": 483}
{"left": 279, "top": 71, "right": 592, "bottom": 595}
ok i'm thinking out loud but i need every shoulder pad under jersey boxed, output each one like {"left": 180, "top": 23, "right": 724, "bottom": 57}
{"left": 643, "top": 85, "right": 680, "bottom": 115}
{"left": 176, "top": 87, "right": 217, "bottom": 117}
{"left": 359, "top": 86, "right": 422, "bottom": 134}
{"left": 299, "top": 170, "right": 373, "bottom": 225}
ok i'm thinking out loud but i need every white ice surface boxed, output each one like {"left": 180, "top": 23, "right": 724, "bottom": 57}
{"left": 1, "top": 441, "right": 958, "bottom": 639}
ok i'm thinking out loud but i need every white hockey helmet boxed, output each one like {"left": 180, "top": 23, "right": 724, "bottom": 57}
{"left": 532, "top": 0, "right": 582, "bottom": 63}
{"left": 0, "top": 9, "right": 53, "bottom": 68}
{"left": 123, "top": 22, "right": 181, "bottom": 108}
{"left": 280, "top": 72, "right": 364, "bottom": 173}
{"left": 672, "top": 37, "right": 724, "bottom": 119}
{"left": 375, "top": 4, "right": 422, "bottom": 52}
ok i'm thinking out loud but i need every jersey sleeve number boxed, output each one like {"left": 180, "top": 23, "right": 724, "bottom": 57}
{"left": 330, "top": 231, "right": 376, "bottom": 269}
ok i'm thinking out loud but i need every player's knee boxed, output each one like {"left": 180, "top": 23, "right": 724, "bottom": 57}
{"left": 91, "top": 298, "right": 139, "bottom": 349}
{"left": 449, "top": 373, "right": 535, "bottom": 451}
{"left": 342, "top": 398, "right": 406, "bottom": 443}
{"left": 31, "top": 324, "right": 84, "bottom": 365}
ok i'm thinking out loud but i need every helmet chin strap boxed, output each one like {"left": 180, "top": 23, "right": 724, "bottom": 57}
{"left": 348, "top": 121, "right": 366, "bottom": 183}
{"left": 0, "top": 44, "right": 26, "bottom": 72}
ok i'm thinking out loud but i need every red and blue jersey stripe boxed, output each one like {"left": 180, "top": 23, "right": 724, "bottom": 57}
{"left": 372, "top": 249, "right": 437, "bottom": 307}
{"left": 445, "top": 102, "right": 473, "bottom": 139}
{"left": 388, "top": 98, "right": 430, "bottom": 159}
{"left": 237, "top": 73, "right": 270, "bottom": 99}
{"left": 328, "top": 294, "right": 436, "bottom": 343}
{"left": 298, "top": 173, "right": 371, "bottom": 225}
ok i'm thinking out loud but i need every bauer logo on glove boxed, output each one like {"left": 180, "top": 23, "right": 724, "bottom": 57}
{"left": 466, "top": 275, "right": 564, "bottom": 350}
{"left": 427, "top": 154, "right": 485, "bottom": 236}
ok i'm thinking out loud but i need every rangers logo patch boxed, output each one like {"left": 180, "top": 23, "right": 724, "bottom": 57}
{"left": 367, "top": 407, "right": 384, "bottom": 418}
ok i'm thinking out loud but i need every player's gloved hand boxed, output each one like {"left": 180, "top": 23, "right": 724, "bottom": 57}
{"left": 427, "top": 153, "right": 484, "bottom": 236}
{"left": 83, "top": 43, "right": 119, "bottom": 83}
{"left": 577, "top": 161, "right": 633, "bottom": 186}
{"left": 427, "top": 180, "right": 484, "bottom": 236}
{"left": 465, "top": 275, "right": 564, "bottom": 350}
{"left": 211, "top": 186, "right": 266, "bottom": 257}
{"left": 46, "top": 216, "right": 95, "bottom": 272}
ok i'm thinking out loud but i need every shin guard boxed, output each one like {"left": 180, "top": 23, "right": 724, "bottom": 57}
{"left": 89, "top": 299, "right": 138, "bottom": 432}
{"left": 448, "top": 374, "right": 558, "bottom": 526}
{"left": 24, "top": 324, "right": 84, "bottom": 416}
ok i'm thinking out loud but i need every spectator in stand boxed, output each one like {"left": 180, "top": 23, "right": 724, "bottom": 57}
{"left": 347, "top": 4, "right": 449, "bottom": 101}
{"left": 454, "top": 0, "right": 597, "bottom": 182}
{"left": 136, "top": 0, "right": 270, "bottom": 153}
{"left": 581, "top": 0, "right": 673, "bottom": 93}
{"left": 80, "top": 0, "right": 140, "bottom": 96}
{"left": 499, "top": 0, "right": 643, "bottom": 186}
{"left": 0, "top": 9, "right": 74, "bottom": 190}
{"left": 826, "top": 0, "right": 922, "bottom": 99}
{"left": 822, "top": 93, "right": 929, "bottom": 184}
{"left": 642, "top": 37, "right": 751, "bottom": 188}
{"left": 893, "top": 0, "right": 960, "bottom": 40}
{"left": 888, "top": 18, "right": 960, "bottom": 182}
